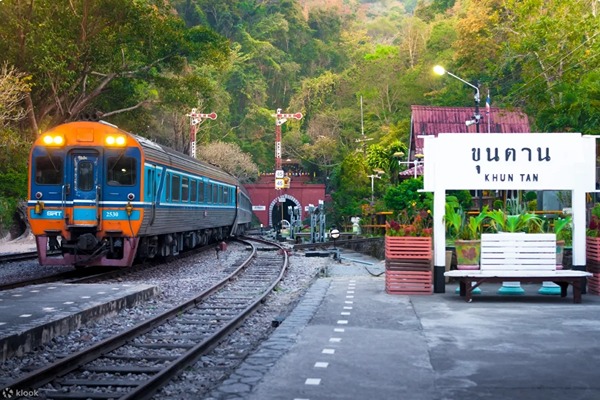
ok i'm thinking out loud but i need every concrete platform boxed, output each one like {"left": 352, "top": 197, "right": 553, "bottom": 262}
{"left": 0, "top": 283, "right": 158, "bottom": 361}
{"left": 212, "top": 249, "right": 600, "bottom": 400}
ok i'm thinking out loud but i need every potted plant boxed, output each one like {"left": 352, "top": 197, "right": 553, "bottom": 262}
{"left": 549, "top": 215, "right": 572, "bottom": 265}
{"left": 385, "top": 208, "right": 433, "bottom": 260}
{"left": 453, "top": 206, "right": 489, "bottom": 270}
{"left": 586, "top": 203, "right": 600, "bottom": 263}
{"left": 384, "top": 207, "right": 433, "bottom": 295}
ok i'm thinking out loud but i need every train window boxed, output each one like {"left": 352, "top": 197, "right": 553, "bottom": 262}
{"left": 199, "top": 180, "right": 205, "bottom": 202}
{"left": 190, "top": 180, "right": 197, "bottom": 202}
{"left": 213, "top": 184, "right": 218, "bottom": 204}
{"left": 107, "top": 156, "right": 136, "bottom": 186}
{"left": 207, "top": 183, "right": 213, "bottom": 204}
{"left": 146, "top": 169, "right": 155, "bottom": 199}
{"left": 166, "top": 173, "right": 171, "bottom": 201}
{"left": 77, "top": 160, "right": 94, "bottom": 191}
{"left": 224, "top": 188, "right": 228, "bottom": 205}
{"left": 35, "top": 156, "right": 63, "bottom": 185}
{"left": 182, "top": 177, "right": 189, "bottom": 202}
{"left": 172, "top": 175, "right": 180, "bottom": 202}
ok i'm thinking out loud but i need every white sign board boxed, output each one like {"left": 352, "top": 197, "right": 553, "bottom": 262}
{"left": 423, "top": 132, "right": 599, "bottom": 280}
{"left": 423, "top": 133, "right": 596, "bottom": 191}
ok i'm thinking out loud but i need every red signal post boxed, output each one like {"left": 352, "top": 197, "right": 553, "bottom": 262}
{"left": 187, "top": 109, "right": 218, "bottom": 159}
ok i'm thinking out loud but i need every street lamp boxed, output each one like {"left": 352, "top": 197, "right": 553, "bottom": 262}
{"left": 394, "top": 151, "right": 424, "bottom": 179}
{"left": 434, "top": 65, "right": 483, "bottom": 210}
{"left": 433, "top": 65, "right": 481, "bottom": 132}
{"left": 367, "top": 170, "right": 385, "bottom": 205}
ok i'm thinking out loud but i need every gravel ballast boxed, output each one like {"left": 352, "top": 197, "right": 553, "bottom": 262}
{"left": 0, "top": 240, "right": 331, "bottom": 397}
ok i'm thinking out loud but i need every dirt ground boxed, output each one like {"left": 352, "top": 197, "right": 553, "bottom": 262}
{"left": 0, "top": 233, "right": 37, "bottom": 254}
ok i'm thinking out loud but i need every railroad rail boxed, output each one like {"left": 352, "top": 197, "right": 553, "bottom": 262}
{"left": 0, "top": 251, "right": 40, "bottom": 263}
{"left": 0, "top": 243, "right": 217, "bottom": 291}
{"left": 1, "top": 236, "right": 288, "bottom": 400}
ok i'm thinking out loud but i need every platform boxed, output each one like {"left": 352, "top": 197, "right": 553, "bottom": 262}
{"left": 211, "top": 249, "right": 600, "bottom": 400}
{"left": 0, "top": 283, "right": 158, "bottom": 362}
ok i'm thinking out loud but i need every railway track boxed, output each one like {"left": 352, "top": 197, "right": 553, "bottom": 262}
{"left": 1, "top": 236, "right": 288, "bottom": 400}
{"left": 0, "top": 243, "right": 217, "bottom": 292}
{"left": 0, "top": 251, "right": 39, "bottom": 263}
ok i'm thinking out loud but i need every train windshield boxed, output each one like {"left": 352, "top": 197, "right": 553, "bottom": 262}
{"left": 34, "top": 156, "right": 64, "bottom": 185}
{"left": 107, "top": 156, "right": 137, "bottom": 186}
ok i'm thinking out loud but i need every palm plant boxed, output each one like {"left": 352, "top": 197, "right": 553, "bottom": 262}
{"left": 458, "top": 209, "right": 490, "bottom": 239}
{"left": 485, "top": 198, "right": 543, "bottom": 233}
{"left": 485, "top": 209, "right": 543, "bottom": 233}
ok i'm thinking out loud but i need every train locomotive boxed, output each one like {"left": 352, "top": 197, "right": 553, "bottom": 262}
{"left": 27, "top": 120, "right": 253, "bottom": 267}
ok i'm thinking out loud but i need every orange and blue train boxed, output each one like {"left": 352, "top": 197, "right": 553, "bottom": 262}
{"left": 27, "top": 120, "right": 253, "bottom": 267}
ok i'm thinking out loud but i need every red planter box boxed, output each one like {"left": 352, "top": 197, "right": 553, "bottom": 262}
{"left": 587, "top": 237, "right": 600, "bottom": 263}
{"left": 385, "top": 270, "right": 433, "bottom": 295}
{"left": 384, "top": 236, "right": 432, "bottom": 295}
{"left": 385, "top": 236, "right": 432, "bottom": 260}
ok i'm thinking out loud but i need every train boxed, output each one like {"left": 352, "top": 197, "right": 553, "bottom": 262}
{"left": 27, "top": 120, "right": 253, "bottom": 267}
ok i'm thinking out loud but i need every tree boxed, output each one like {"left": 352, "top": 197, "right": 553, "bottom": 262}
{"left": 0, "top": 63, "right": 31, "bottom": 128}
{"left": 0, "top": 0, "right": 230, "bottom": 134}
{"left": 196, "top": 141, "right": 259, "bottom": 183}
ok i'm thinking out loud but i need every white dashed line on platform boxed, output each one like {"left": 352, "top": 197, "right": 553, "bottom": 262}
{"left": 314, "top": 362, "right": 329, "bottom": 368}
{"left": 305, "top": 378, "right": 321, "bottom": 385}
{"left": 322, "top": 348, "right": 335, "bottom": 354}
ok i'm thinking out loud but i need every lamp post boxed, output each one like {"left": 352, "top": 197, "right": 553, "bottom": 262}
{"left": 433, "top": 65, "right": 481, "bottom": 132}
{"left": 367, "top": 170, "right": 385, "bottom": 205}
{"left": 394, "top": 152, "right": 424, "bottom": 179}
{"left": 434, "top": 65, "right": 483, "bottom": 211}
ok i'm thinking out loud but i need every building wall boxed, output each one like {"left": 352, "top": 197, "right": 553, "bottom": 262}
{"left": 244, "top": 176, "right": 326, "bottom": 228}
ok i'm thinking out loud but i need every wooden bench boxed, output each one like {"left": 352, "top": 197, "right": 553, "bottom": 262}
{"left": 445, "top": 233, "right": 593, "bottom": 303}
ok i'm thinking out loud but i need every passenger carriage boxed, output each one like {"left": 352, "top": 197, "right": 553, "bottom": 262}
{"left": 27, "top": 121, "right": 252, "bottom": 267}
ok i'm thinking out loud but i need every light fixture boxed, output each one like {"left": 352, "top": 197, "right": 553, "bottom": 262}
{"left": 433, "top": 65, "right": 481, "bottom": 132}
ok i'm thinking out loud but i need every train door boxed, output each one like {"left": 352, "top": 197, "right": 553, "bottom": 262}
{"left": 145, "top": 165, "right": 158, "bottom": 224}
{"left": 66, "top": 151, "right": 100, "bottom": 226}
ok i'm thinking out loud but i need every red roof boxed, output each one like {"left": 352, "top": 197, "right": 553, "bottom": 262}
{"left": 410, "top": 105, "right": 530, "bottom": 155}
{"left": 400, "top": 105, "right": 531, "bottom": 179}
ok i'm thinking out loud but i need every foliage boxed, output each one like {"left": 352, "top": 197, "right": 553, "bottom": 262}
{"left": 383, "top": 177, "right": 432, "bottom": 216}
{"left": 3, "top": 0, "right": 600, "bottom": 236}
{"left": 545, "top": 215, "right": 572, "bottom": 246}
{"left": 0, "top": 197, "right": 19, "bottom": 232}
{"left": 0, "top": 62, "right": 31, "bottom": 128}
{"left": 485, "top": 209, "right": 543, "bottom": 233}
{"left": 196, "top": 141, "right": 259, "bottom": 183}
{"left": 587, "top": 204, "right": 600, "bottom": 237}
{"left": 457, "top": 208, "right": 489, "bottom": 241}
{"left": 444, "top": 196, "right": 461, "bottom": 241}
{"left": 447, "top": 190, "right": 472, "bottom": 211}
{"left": 386, "top": 208, "right": 432, "bottom": 237}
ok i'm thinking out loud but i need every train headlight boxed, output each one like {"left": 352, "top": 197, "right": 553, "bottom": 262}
{"left": 34, "top": 201, "right": 45, "bottom": 214}
{"left": 35, "top": 191, "right": 43, "bottom": 199}
{"left": 41, "top": 134, "right": 65, "bottom": 146}
{"left": 125, "top": 201, "right": 133, "bottom": 216}
{"left": 127, "top": 193, "right": 135, "bottom": 201}
{"left": 105, "top": 135, "right": 127, "bottom": 147}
